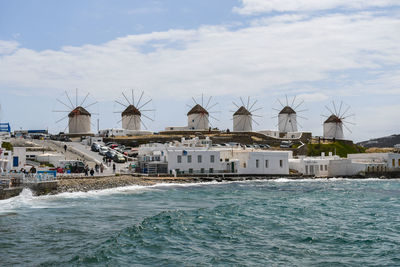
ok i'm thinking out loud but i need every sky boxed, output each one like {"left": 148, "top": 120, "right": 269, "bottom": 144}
{"left": 0, "top": 0, "right": 399, "bottom": 142}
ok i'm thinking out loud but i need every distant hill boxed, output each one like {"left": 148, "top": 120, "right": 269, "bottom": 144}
{"left": 357, "top": 134, "right": 400, "bottom": 148}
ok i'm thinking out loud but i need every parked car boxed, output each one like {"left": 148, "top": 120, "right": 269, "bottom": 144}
{"left": 259, "top": 144, "right": 271, "bottom": 149}
{"left": 99, "top": 146, "right": 109, "bottom": 155}
{"left": 113, "top": 153, "right": 126, "bottom": 163}
{"left": 109, "top": 144, "right": 119, "bottom": 149}
{"left": 59, "top": 160, "right": 86, "bottom": 173}
{"left": 280, "top": 141, "right": 293, "bottom": 148}
{"left": 91, "top": 143, "right": 101, "bottom": 152}
{"left": 105, "top": 150, "right": 117, "bottom": 159}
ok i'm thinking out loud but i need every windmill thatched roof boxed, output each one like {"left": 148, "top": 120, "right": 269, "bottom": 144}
{"left": 234, "top": 106, "right": 251, "bottom": 116}
{"left": 279, "top": 106, "right": 296, "bottom": 115}
{"left": 122, "top": 105, "right": 141, "bottom": 116}
{"left": 68, "top": 106, "right": 91, "bottom": 117}
{"left": 187, "top": 104, "right": 209, "bottom": 116}
{"left": 324, "top": 114, "right": 342, "bottom": 123}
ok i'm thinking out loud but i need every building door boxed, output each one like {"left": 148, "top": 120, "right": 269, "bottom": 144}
{"left": 231, "top": 162, "right": 235, "bottom": 173}
{"left": 13, "top": 156, "right": 19, "bottom": 167}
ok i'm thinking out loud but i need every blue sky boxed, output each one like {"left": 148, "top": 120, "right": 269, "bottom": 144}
{"left": 0, "top": 0, "right": 399, "bottom": 141}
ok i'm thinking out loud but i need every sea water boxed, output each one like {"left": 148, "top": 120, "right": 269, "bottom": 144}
{"left": 1, "top": 179, "right": 400, "bottom": 266}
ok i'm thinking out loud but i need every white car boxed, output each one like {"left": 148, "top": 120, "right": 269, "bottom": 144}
{"left": 99, "top": 146, "right": 109, "bottom": 155}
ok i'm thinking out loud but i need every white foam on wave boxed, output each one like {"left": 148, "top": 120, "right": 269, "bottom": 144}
{"left": 0, "top": 178, "right": 391, "bottom": 212}
{"left": 0, "top": 188, "right": 35, "bottom": 213}
{"left": 52, "top": 184, "right": 152, "bottom": 199}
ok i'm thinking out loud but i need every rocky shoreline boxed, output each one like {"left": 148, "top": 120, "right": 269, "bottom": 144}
{"left": 56, "top": 175, "right": 196, "bottom": 193}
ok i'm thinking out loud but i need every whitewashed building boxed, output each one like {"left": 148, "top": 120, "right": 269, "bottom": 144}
{"left": 289, "top": 152, "right": 340, "bottom": 177}
{"left": 323, "top": 115, "right": 344, "bottom": 140}
{"left": 278, "top": 106, "right": 298, "bottom": 133}
{"left": 187, "top": 104, "right": 209, "bottom": 130}
{"left": 233, "top": 106, "right": 252, "bottom": 132}
{"left": 138, "top": 137, "right": 290, "bottom": 175}
{"left": 121, "top": 105, "right": 142, "bottom": 131}
{"left": 348, "top": 153, "right": 400, "bottom": 172}
{"left": 165, "top": 104, "right": 211, "bottom": 131}
{"left": 220, "top": 150, "right": 291, "bottom": 175}
{"left": 68, "top": 106, "right": 91, "bottom": 134}
{"left": 0, "top": 143, "right": 26, "bottom": 173}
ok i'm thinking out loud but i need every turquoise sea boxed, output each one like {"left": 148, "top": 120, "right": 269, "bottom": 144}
{"left": 1, "top": 179, "right": 400, "bottom": 266}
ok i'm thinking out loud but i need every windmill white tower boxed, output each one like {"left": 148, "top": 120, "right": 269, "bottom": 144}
{"left": 232, "top": 97, "right": 262, "bottom": 132}
{"left": 53, "top": 89, "right": 97, "bottom": 134}
{"left": 273, "top": 95, "right": 307, "bottom": 133}
{"left": 187, "top": 95, "right": 219, "bottom": 130}
{"left": 114, "top": 90, "right": 155, "bottom": 131}
{"left": 68, "top": 106, "right": 91, "bottom": 134}
{"left": 322, "top": 101, "right": 354, "bottom": 140}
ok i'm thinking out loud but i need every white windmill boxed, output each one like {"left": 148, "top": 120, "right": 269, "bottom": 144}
{"left": 231, "top": 97, "right": 262, "bottom": 132}
{"left": 322, "top": 101, "right": 354, "bottom": 140}
{"left": 186, "top": 94, "right": 219, "bottom": 130}
{"left": 273, "top": 95, "right": 307, "bottom": 133}
{"left": 53, "top": 89, "right": 97, "bottom": 134}
{"left": 114, "top": 90, "right": 155, "bottom": 131}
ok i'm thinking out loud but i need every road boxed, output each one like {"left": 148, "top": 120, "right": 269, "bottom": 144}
{"left": 49, "top": 140, "right": 130, "bottom": 176}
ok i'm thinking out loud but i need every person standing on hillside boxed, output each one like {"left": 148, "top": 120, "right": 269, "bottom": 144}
{"left": 64, "top": 144, "right": 67, "bottom": 153}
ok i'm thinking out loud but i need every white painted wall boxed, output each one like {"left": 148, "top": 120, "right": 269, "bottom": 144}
{"left": 233, "top": 115, "right": 252, "bottom": 132}
{"left": 258, "top": 130, "right": 304, "bottom": 139}
{"left": 278, "top": 113, "right": 298, "bottom": 132}
{"left": 348, "top": 153, "right": 400, "bottom": 171}
{"left": 188, "top": 113, "right": 209, "bottom": 130}
{"left": 290, "top": 158, "right": 330, "bottom": 177}
{"left": 122, "top": 115, "right": 141, "bottom": 130}
{"left": 12, "top": 147, "right": 26, "bottom": 170}
{"left": 323, "top": 122, "right": 344, "bottom": 140}
{"left": 36, "top": 153, "right": 64, "bottom": 166}
{"left": 167, "top": 150, "right": 226, "bottom": 173}
{"left": 220, "top": 150, "right": 289, "bottom": 175}
{"left": 69, "top": 115, "right": 91, "bottom": 134}
{"left": 328, "top": 159, "right": 366, "bottom": 176}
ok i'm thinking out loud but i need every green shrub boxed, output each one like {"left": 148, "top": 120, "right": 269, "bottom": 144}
{"left": 307, "top": 141, "right": 366, "bottom": 158}
{"left": 1, "top": 142, "right": 13, "bottom": 151}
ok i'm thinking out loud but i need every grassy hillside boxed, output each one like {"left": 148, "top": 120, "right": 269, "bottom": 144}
{"left": 307, "top": 141, "right": 366, "bottom": 158}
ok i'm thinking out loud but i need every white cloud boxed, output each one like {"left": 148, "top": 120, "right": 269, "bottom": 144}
{"left": 0, "top": 40, "right": 19, "bottom": 55}
{"left": 297, "top": 92, "right": 329, "bottom": 103}
{"left": 0, "top": 12, "right": 399, "bottom": 102}
{"left": 234, "top": 0, "right": 400, "bottom": 15}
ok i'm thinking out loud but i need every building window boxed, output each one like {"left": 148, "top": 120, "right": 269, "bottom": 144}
{"left": 209, "top": 168, "right": 213, "bottom": 173}
{"left": 210, "top": 155, "right": 215, "bottom": 163}
{"left": 280, "top": 160, "right": 283, "bottom": 168}
{"left": 198, "top": 155, "right": 202, "bottom": 163}
{"left": 265, "top": 160, "right": 269, "bottom": 168}
{"left": 243, "top": 163, "right": 247, "bottom": 168}
{"left": 325, "top": 165, "right": 328, "bottom": 171}
{"left": 177, "top": 155, "right": 182, "bottom": 163}
{"left": 256, "top": 159, "right": 259, "bottom": 168}
{"left": 398, "top": 159, "right": 400, "bottom": 167}
{"left": 305, "top": 165, "right": 308, "bottom": 174}
{"left": 189, "top": 168, "right": 193, "bottom": 174}
{"left": 187, "top": 155, "right": 192, "bottom": 163}
{"left": 201, "top": 168, "right": 204, "bottom": 173}
{"left": 320, "top": 165, "right": 323, "bottom": 171}
{"left": 393, "top": 159, "right": 395, "bottom": 167}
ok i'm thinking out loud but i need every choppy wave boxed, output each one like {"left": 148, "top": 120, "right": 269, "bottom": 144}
{"left": 2, "top": 180, "right": 400, "bottom": 266}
